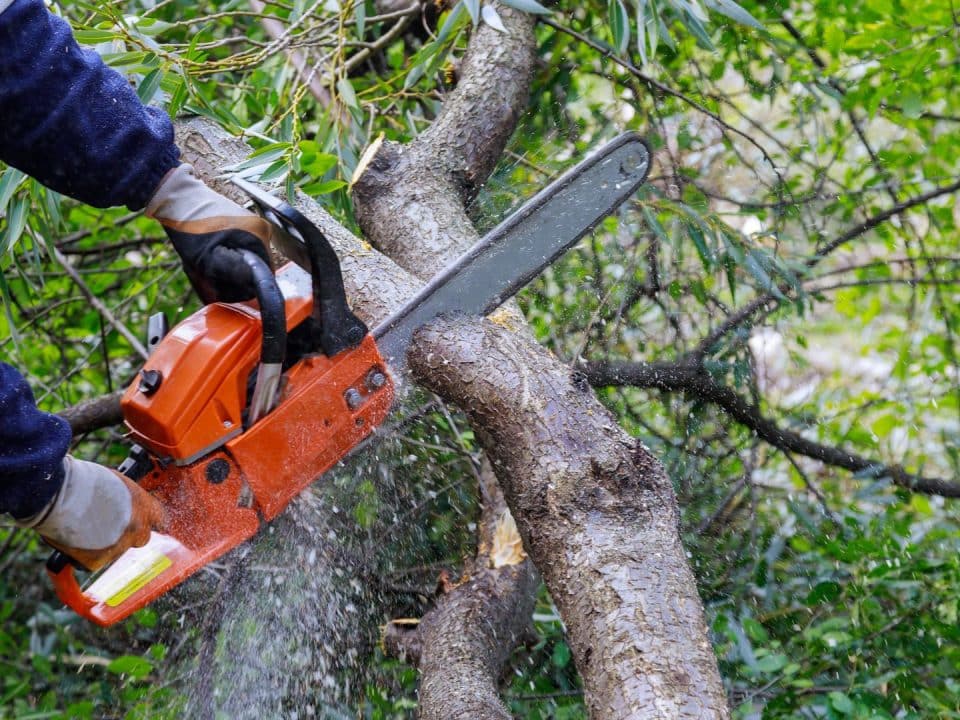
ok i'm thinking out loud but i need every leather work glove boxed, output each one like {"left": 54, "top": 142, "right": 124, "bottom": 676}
{"left": 146, "top": 164, "right": 274, "bottom": 304}
{"left": 16, "top": 456, "right": 166, "bottom": 571}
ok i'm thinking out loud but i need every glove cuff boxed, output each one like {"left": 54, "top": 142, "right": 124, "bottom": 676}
{"left": 18, "top": 457, "right": 132, "bottom": 551}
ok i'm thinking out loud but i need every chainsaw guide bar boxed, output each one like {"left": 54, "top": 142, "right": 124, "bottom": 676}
{"left": 46, "top": 133, "right": 651, "bottom": 626}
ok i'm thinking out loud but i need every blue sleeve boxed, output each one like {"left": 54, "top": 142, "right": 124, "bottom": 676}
{"left": 0, "top": 363, "right": 71, "bottom": 520}
{"left": 0, "top": 0, "right": 181, "bottom": 210}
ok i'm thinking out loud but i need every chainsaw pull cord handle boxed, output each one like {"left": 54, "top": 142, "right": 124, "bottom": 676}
{"left": 232, "top": 248, "right": 286, "bottom": 426}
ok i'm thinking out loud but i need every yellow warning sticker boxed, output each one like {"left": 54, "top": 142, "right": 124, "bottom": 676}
{"left": 86, "top": 534, "right": 180, "bottom": 607}
{"left": 104, "top": 554, "right": 172, "bottom": 607}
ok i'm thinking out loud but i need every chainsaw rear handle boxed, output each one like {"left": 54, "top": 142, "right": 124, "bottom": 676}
{"left": 230, "top": 177, "right": 367, "bottom": 357}
{"left": 46, "top": 552, "right": 97, "bottom": 615}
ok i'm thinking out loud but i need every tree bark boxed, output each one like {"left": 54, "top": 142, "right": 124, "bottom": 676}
{"left": 409, "top": 317, "right": 729, "bottom": 717}
{"left": 351, "top": 3, "right": 729, "bottom": 717}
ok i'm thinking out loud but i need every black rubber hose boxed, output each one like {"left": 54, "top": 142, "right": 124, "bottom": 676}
{"left": 236, "top": 249, "right": 286, "bottom": 365}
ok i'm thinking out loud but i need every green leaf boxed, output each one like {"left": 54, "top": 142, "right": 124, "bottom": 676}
{"left": 0, "top": 197, "right": 28, "bottom": 257}
{"left": 551, "top": 641, "right": 571, "bottom": 668}
{"left": 337, "top": 77, "right": 359, "bottom": 109}
{"left": 608, "top": 0, "right": 631, "bottom": 54}
{"left": 828, "top": 691, "right": 854, "bottom": 714}
{"left": 0, "top": 167, "right": 25, "bottom": 213}
{"left": 464, "top": 0, "right": 480, "bottom": 25}
{"left": 743, "top": 249, "right": 787, "bottom": 301}
{"left": 685, "top": 220, "right": 713, "bottom": 269}
{"left": 437, "top": 1, "right": 467, "bottom": 42}
{"left": 404, "top": 63, "right": 426, "bottom": 90}
{"left": 703, "top": 0, "right": 763, "bottom": 30}
{"left": 500, "top": 0, "right": 551, "bottom": 15}
{"left": 302, "top": 179, "right": 347, "bottom": 195}
{"left": 481, "top": 4, "right": 507, "bottom": 32}
{"left": 136, "top": 68, "right": 163, "bottom": 103}
{"left": 355, "top": 0, "right": 366, "bottom": 38}
{"left": 755, "top": 653, "right": 787, "bottom": 673}
{"left": 258, "top": 157, "right": 290, "bottom": 183}
{"left": 73, "top": 29, "right": 119, "bottom": 43}
{"left": 679, "top": 8, "right": 715, "bottom": 50}
{"left": 106, "top": 655, "right": 153, "bottom": 679}
{"left": 806, "top": 581, "right": 842, "bottom": 604}
{"left": 232, "top": 143, "right": 291, "bottom": 171}
{"left": 742, "top": 617, "right": 769, "bottom": 643}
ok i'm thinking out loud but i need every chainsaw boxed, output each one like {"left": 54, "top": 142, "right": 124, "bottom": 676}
{"left": 46, "top": 133, "right": 651, "bottom": 626}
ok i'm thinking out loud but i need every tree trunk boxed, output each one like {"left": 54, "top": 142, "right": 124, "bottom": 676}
{"left": 164, "top": 1, "right": 729, "bottom": 713}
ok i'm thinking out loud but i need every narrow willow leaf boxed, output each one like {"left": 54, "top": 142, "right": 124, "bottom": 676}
{"left": 464, "top": 0, "right": 480, "bottom": 25}
{"left": 258, "top": 157, "right": 291, "bottom": 183}
{"left": 744, "top": 249, "right": 786, "bottom": 301}
{"left": 680, "top": 8, "right": 715, "bottom": 49}
{"left": 404, "top": 62, "right": 426, "bottom": 89}
{"left": 647, "top": 0, "right": 662, "bottom": 59}
{"left": 437, "top": 1, "right": 467, "bottom": 42}
{"left": 0, "top": 272, "right": 20, "bottom": 348}
{"left": 337, "top": 77, "right": 359, "bottom": 109}
{"left": 136, "top": 68, "right": 162, "bottom": 103}
{"left": 73, "top": 29, "right": 119, "bottom": 43}
{"left": 499, "top": 0, "right": 551, "bottom": 15}
{"left": 635, "top": 0, "right": 649, "bottom": 65}
{"left": 303, "top": 179, "right": 347, "bottom": 195}
{"left": 703, "top": 0, "right": 763, "bottom": 30}
{"left": 481, "top": 4, "right": 507, "bottom": 32}
{"left": 685, "top": 220, "right": 713, "bottom": 269}
{"left": 355, "top": 0, "right": 366, "bottom": 38}
{"left": 0, "top": 168, "right": 25, "bottom": 214}
{"left": 0, "top": 197, "right": 28, "bottom": 257}
{"left": 608, "top": 0, "right": 630, "bottom": 54}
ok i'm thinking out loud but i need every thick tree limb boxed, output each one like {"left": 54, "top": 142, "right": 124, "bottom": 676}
{"left": 581, "top": 359, "right": 960, "bottom": 498}
{"left": 353, "top": 3, "right": 538, "bottom": 277}
{"left": 410, "top": 318, "right": 730, "bottom": 717}
{"left": 383, "top": 460, "right": 540, "bottom": 719}
{"left": 354, "top": 4, "right": 727, "bottom": 715}
{"left": 353, "top": 6, "right": 545, "bottom": 717}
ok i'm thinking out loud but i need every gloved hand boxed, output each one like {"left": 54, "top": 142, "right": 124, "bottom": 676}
{"left": 16, "top": 456, "right": 166, "bottom": 571}
{"left": 146, "top": 164, "right": 274, "bottom": 304}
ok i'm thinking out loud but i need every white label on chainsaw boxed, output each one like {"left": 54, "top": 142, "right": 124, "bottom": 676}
{"left": 85, "top": 532, "right": 181, "bottom": 606}
{"left": 277, "top": 264, "right": 312, "bottom": 301}
{"left": 171, "top": 324, "right": 203, "bottom": 343}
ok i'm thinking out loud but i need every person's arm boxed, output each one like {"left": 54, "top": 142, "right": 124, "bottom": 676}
{"left": 0, "top": 1, "right": 275, "bottom": 569}
{"left": 0, "top": 364, "right": 165, "bottom": 571}
{"left": 0, "top": 0, "right": 179, "bottom": 210}
{"left": 0, "top": 363, "right": 70, "bottom": 519}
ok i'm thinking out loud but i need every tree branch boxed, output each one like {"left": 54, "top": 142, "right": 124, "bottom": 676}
{"left": 580, "top": 359, "right": 960, "bottom": 498}
{"left": 410, "top": 318, "right": 730, "bottom": 717}
{"left": 695, "top": 176, "right": 960, "bottom": 357}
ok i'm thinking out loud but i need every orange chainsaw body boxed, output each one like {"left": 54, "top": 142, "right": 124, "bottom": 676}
{"left": 48, "top": 261, "right": 394, "bottom": 626}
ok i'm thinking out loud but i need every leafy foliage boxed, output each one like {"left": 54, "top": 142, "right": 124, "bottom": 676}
{"left": 2, "top": 0, "right": 959, "bottom": 717}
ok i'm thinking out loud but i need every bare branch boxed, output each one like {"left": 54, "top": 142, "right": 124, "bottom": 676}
{"left": 580, "top": 359, "right": 960, "bottom": 498}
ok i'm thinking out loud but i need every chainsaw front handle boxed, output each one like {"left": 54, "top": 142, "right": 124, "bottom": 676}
{"left": 237, "top": 248, "right": 286, "bottom": 424}
{"left": 230, "top": 177, "right": 367, "bottom": 357}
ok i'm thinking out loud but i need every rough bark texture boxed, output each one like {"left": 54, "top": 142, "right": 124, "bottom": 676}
{"left": 417, "top": 560, "right": 539, "bottom": 720}
{"left": 352, "top": 7, "right": 544, "bottom": 716}
{"left": 409, "top": 317, "right": 730, "bottom": 718}
{"left": 384, "top": 460, "right": 539, "bottom": 720}
{"left": 351, "top": 3, "right": 728, "bottom": 716}
{"left": 352, "top": 4, "right": 538, "bottom": 279}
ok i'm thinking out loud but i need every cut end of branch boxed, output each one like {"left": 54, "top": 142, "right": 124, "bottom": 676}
{"left": 489, "top": 510, "right": 526, "bottom": 568}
